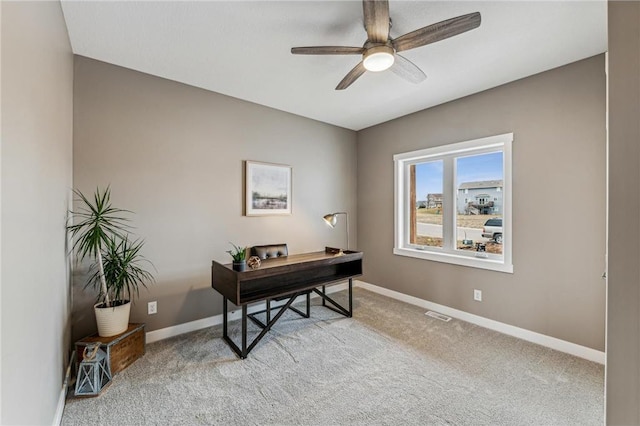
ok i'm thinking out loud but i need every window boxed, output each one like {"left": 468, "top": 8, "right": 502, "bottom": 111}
{"left": 394, "top": 133, "right": 513, "bottom": 273}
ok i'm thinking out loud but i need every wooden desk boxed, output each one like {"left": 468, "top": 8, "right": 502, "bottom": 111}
{"left": 211, "top": 250, "right": 363, "bottom": 358}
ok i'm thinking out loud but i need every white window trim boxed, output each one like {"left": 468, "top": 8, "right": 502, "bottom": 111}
{"left": 393, "top": 133, "right": 513, "bottom": 274}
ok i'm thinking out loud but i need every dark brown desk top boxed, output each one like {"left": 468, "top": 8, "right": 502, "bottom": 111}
{"left": 211, "top": 250, "right": 363, "bottom": 304}
{"left": 214, "top": 250, "right": 362, "bottom": 274}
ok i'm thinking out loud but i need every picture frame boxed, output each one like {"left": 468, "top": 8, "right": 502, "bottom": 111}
{"left": 245, "top": 161, "right": 292, "bottom": 216}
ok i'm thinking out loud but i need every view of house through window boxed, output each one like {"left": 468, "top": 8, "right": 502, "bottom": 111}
{"left": 455, "top": 152, "right": 503, "bottom": 255}
{"left": 395, "top": 133, "right": 513, "bottom": 273}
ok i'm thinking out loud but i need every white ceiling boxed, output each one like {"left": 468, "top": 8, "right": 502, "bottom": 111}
{"left": 60, "top": 1, "right": 607, "bottom": 131}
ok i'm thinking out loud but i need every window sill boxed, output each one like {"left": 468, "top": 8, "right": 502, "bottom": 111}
{"left": 393, "top": 247, "right": 513, "bottom": 273}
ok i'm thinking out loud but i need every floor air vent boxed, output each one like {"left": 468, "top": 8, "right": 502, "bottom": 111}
{"left": 425, "top": 311, "right": 452, "bottom": 322}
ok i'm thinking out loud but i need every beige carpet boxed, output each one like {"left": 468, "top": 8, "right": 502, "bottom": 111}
{"left": 62, "top": 288, "right": 604, "bottom": 425}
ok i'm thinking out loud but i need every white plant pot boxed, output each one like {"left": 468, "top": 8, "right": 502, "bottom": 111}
{"left": 94, "top": 300, "right": 131, "bottom": 337}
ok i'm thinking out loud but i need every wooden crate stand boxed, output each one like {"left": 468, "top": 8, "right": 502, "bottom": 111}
{"left": 76, "top": 323, "right": 146, "bottom": 375}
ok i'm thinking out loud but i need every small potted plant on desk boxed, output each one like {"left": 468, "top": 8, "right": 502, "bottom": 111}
{"left": 67, "top": 187, "right": 154, "bottom": 337}
{"left": 227, "top": 243, "right": 248, "bottom": 272}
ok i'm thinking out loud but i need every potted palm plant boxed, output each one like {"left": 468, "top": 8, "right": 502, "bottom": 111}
{"left": 67, "top": 187, "right": 154, "bottom": 337}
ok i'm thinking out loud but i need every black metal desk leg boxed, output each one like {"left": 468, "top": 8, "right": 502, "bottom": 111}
{"left": 322, "top": 285, "right": 326, "bottom": 306}
{"left": 348, "top": 278, "right": 353, "bottom": 317}
{"left": 241, "top": 305, "right": 248, "bottom": 358}
{"left": 266, "top": 299, "right": 271, "bottom": 323}
{"left": 223, "top": 297, "right": 228, "bottom": 337}
{"left": 306, "top": 292, "right": 311, "bottom": 317}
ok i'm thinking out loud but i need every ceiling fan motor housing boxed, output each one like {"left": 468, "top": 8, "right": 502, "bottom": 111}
{"left": 363, "top": 45, "right": 395, "bottom": 72}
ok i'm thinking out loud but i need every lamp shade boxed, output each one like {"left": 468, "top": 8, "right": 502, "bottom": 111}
{"left": 323, "top": 212, "right": 349, "bottom": 249}
{"left": 323, "top": 213, "right": 338, "bottom": 228}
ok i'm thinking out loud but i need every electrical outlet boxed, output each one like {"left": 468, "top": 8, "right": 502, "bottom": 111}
{"left": 148, "top": 301, "right": 157, "bottom": 315}
{"left": 473, "top": 289, "right": 482, "bottom": 302}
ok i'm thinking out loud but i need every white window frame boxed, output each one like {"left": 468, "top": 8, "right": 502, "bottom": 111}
{"left": 393, "top": 133, "right": 513, "bottom": 273}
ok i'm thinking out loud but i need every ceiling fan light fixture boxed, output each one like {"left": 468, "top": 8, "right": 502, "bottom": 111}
{"left": 363, "top": 46, "right": 395, "bottom": 72}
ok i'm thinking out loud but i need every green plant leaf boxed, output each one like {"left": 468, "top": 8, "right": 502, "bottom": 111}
{"left": 68, "top": 186, "right": 153, "bottom": 305}
{"left": 89, "top": 235, "right": 155, "bottom": 305}
{"left": 226, "top": 242, "right": 247, "bottom": 261}
{"left": 67, "top": 187, "right": 131, "bottom": 262}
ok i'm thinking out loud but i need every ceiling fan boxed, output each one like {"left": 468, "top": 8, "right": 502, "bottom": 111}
{"left": 291, "top": 0, "right": 481, "bottom": 90}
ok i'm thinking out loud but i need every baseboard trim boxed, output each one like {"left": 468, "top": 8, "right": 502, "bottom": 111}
{"left": 53, "top": 351, "right": 74, "bottom": 426}
{"left": 355, "top": 280, "right": 605, "bottom": 365}
{"left": 53, "top": 387, "right": 66, "bottom": 426}
{"left": 146, "top": 283, "right": 348, "bottom": 344}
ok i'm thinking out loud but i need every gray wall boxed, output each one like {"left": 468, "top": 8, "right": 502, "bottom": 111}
{"left": 357, "top": 55, "right": 606, "bottom": 351}
{"left": 72, "top": 56, "right": 357, "bottom": 341}
{"left": 1, "top": 1, "right": 73, "bottom": 424}
{"left": 606, "top": 2, "right": 640, "bottom": 424}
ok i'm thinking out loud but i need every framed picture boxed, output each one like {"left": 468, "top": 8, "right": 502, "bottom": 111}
{"left": 245, "top": 161, "right": 292, "bottom": 216}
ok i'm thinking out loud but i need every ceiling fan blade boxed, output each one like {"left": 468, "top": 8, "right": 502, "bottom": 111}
{"left": 291, "top": 46, "right": 365, "bottom": 55}
{"left": 392, "top": 12, "right": 481, "bottom": 53}
{"left": 391, "top": 54, "right": 427, "bottom": 84}
{"left": 363, "top": 0, "right": 390, "bottom": 43}
{"left": 336, "top": 61, "right": 367, "bottom": 90}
